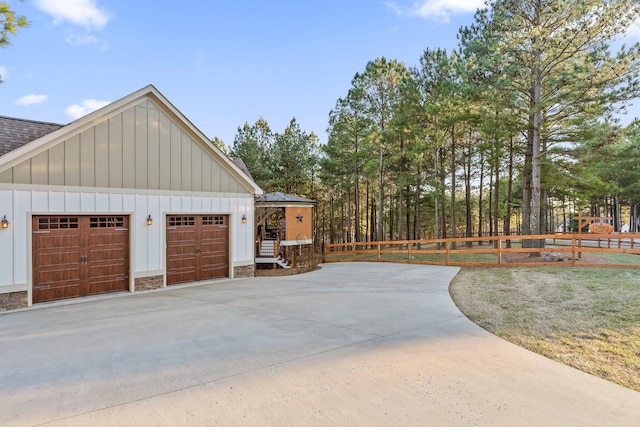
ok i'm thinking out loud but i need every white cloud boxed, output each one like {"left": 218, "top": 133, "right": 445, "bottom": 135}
{"left": 0, "top": 66, "right": 7, "bottom": 80}
{"left": 16, "top": 94, "right": 48, "bottom": 106}
{"left": 64, "top": 31, "right": 98, "bottom": 45}
{"left": 35, "top": 0, "right": 110, "bottom": 30}
{"left": 386, "top": 0, "right": 484, "bottom": 23}
{"left": 65, "top": 98, "right": 109, "bottom": 119}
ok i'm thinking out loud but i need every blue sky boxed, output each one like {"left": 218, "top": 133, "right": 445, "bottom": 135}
{"left": 0, "top": 0, "right": 486, "bottom": 145}
{"left": 2, "top": 0, "right": 638, "bottom": 146}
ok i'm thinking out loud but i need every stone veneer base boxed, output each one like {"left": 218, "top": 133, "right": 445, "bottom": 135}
{"left": 234, "top": 265, "right": 255, "bottom": 278}
{"left": 135, "top": 275, "right": 164, "bottom": 291}
{"left": 0, "top": 291, "right": 28, "bottom": 311}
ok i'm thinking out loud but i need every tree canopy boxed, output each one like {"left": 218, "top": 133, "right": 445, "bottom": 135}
{"left": 228, "top": 0, "right": 640, "bottom": 244}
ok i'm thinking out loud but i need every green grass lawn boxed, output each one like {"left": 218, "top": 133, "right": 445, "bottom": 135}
{"left": 449, "top": 266, "right": 640, "bottom": 392}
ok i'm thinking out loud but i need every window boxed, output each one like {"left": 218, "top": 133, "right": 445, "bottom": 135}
{"left": 168, "top": 216, "right": 195, "bottom": 226}
{"left": 203, "top": 216, "right": 226, "bottom": 225}
{"left": 38, "top": 217, "right": 79, "bottom": 230}
{"left": 90, "top": 216, "right": 125, "bottom": 228}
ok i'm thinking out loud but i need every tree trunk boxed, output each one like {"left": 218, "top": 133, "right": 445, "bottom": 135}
{"left": 329, "top": 195, "right": 335, "bottom": 244}
{"left": 614, "top": 195, "right": 621, "bottom": 231}
{"left": 439, "top": 146, "right": 447, "bottom": 239}
{"left": 493, "top": 147, "right": 500, "bottom": 248}
{"left": 347, "top": 187, "right": 352, "bottom": 243}
{"left": 465, "top": 133, "right": 473, "bottom": 248}
{"left": 434, "top": 146, "right": 440, "bottom": 245}
{"left": 530, "top": 1, "right": 543, "bottom": 255}
{"left": 365, "top": 181, "right": 370, "bottom": 242}
{"left": 354, "top": 137, "right": 361, "bottom": 242}
{"left": 415, "top": 177, "right": 421, "bottom": 241}
{"left": 521, "top": 122, "right": 533, "bottom": 247}
{"left": 478, "top": 150, "right": 485, "bottom": 244}
{"left": 450, "top": 124, "right": 457, "bottom": 249}
{"left": 377, "top": 145, "right": 384, "bottom": 241}
{"left": 398, "top": 187, "right": 403, "bottom": 240}
{"left": 489, "top": 163, "right": 494, "bottom": 237}
{"left": 505, "top": 135, "right": 514, "bottom": 248}
{"left": 406, "top": 185, "right": 411, "bottom": 240}
{"left": 340, "top": 198, "right": 345, "bottom": 243}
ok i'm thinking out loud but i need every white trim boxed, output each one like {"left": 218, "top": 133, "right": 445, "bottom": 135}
{"left": 280, "top": 239, "right": 313, "bottom": 246}
{"left": 234, "top": 259, "right": 255, "bottom": 267}
{"left": 256, "top": 202, "right": 315, "bottom": 209}
{"left": 0, "top": 183, "right": 254, "bottom": 198}
{"left": 26, "top": 213, "right": 32, "bottom": 306}
{"left": 0, "top": 283, "right": 27, "bottom": 293}
{"left": 232, "top": 213, "right": 236, "bottom": 279}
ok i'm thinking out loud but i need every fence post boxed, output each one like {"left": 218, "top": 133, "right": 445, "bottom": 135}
{"left": 498, "top": 238, "right": 502, "bottom": 264}
{"left": 352, "top": 242, "right": 356, "bottom": 261}
{"left": 408, "top": 240, "right": 412, "bottom": 263}
{"left": 445, "top": 240, "right": 450, "bottom": 265}
{"left": 377, "top": 242, "right": 381, "bottom": 261}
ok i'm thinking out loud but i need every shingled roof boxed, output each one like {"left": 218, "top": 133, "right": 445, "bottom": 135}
{"left": 255, "top": 191, "right": 315, "bottom": 204}
{"left": 231, "top": 157, "right": 254, "bottom": 181}
{"left": 0, "top": 116, "right": 64, "bottom": 157}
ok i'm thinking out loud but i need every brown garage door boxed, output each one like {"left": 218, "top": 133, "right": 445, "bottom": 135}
{"left": 32, "top": 215, "right": 130, "bottom": 303}
{"left": 166, "top": 215, "right": 229, "bottom": 285}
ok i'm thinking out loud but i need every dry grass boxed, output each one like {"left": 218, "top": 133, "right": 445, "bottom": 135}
{"left": 450, "top": 267, "right": 640, "bottom": 391}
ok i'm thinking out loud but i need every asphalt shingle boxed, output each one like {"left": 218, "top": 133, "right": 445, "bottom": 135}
{"left": 0, "top": 116, "right": 64, "bottom": 157}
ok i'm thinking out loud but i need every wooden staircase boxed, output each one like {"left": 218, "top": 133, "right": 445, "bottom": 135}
{"left": 256, "top": 239, "right": 291, "bottom": 268}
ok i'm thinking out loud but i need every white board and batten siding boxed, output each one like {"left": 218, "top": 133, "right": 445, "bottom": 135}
{"left": 0, "top": 187, "right": 255, "bottom": 295}
{"left": 0, "top": 85, "right": 262, "bottom": 306}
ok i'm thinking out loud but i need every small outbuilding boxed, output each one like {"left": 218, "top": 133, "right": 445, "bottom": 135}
{"left": 255, "top": 192, "right": 315, "bottom": 269}
{"left": 0, "top": 85, "right": 262, "bottom": 310}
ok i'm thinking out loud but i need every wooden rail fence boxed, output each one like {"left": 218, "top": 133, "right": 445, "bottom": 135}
{"left": 323, "top": 233, "right": 640, "bottom": 268}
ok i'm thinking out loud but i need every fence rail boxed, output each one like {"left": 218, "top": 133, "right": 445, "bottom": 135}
{"left": 323, "top": 233, "right": 640, "bottom": 268}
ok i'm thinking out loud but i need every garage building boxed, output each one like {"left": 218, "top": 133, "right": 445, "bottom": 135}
{"left": 0, "top": 85, "right": 262, "bottom": 310}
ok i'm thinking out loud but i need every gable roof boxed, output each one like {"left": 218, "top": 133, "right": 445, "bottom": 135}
{"left": 231, "top": 157, "right": 255, "bottom": 181}
{"left": 0, "top": 85, "right": 263, "bottom": 195}
{"left": 0, "top": 116, "right": 64, "bottom": 156}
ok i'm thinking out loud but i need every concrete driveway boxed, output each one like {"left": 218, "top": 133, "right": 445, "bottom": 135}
{"left": 1, "top": 262, "right": 638, "bottom": 426}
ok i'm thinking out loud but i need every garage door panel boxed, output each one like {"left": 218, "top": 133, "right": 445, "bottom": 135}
{"left": 87, "top": 275, "right": 128, "bottom": 295}
{"left": 34, "top": 233, "right": 81, "bottom": 249}
{"left": 87, "top": 262, "right": 128, "bottom": 277}
{"left": 88, "top": 233, "right": 128, "bottom": 246}
{"left": 166, "top": 215, "right": 229, "bottom": 285}
{"left": 34, "top": 283, "right": 82, "bottom": 302}
{"left": 35, "top": 265, "right": 82, "bottom": 283}
{"left": 166, "top": 242, "right": 196, "bottom": 256}
{"left": 88, "top": 246, "right": 128, "bottom": 262}
{"left": 167, "top": 271, "right": 196, "bottom": 284}
{"left": 34, "top": 249, "right": 81, "bottom": 267}
{"left": 33, "top": 215, "right": 129, "bottom": 303}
